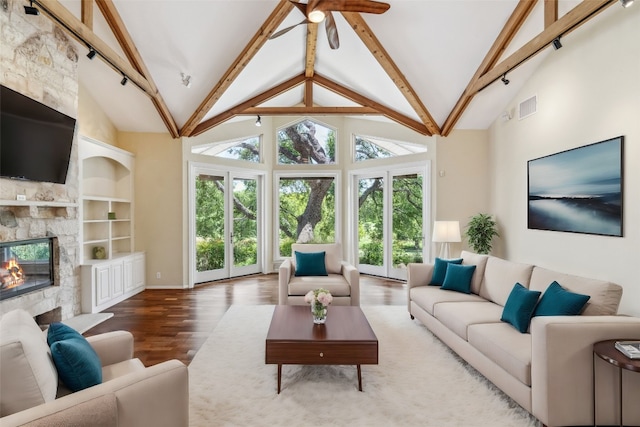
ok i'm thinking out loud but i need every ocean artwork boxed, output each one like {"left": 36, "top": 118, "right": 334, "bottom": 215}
{"left": 527, "top": 136, "right": 623, "bottom": 237}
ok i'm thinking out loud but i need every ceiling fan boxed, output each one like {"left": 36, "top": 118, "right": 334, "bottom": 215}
{"left": 270, "top": 0, "right": 391, "bottom": 49}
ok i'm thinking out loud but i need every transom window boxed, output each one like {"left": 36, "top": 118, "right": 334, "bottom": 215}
{"left": 191, "top": 136, "right": 261, "bottom": 163}
{"left": 354, "top": 135, "right": 427, "bottom": 162}
{"left": 277, "top": 119, "right": 336, "bottom": 165}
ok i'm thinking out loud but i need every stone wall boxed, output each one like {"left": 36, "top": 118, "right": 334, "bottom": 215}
{"left": 0, "top": 0, "right": 80, "bottom": 320}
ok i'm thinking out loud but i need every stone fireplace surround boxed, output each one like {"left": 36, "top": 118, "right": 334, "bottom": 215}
{"left": 0, "top": 0, "right": 81, "bottom": 321}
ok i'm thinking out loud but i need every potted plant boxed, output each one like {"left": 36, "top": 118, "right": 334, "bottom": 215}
{"left": 464, "top": 213, "right": 499, "bottom": 254}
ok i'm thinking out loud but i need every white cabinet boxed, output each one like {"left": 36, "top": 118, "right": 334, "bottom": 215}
{"left": 79, "top": 136, "right": 146, "bottom": 313}
{"left": 81, "top": 253, "right": 146, "bottom": 313}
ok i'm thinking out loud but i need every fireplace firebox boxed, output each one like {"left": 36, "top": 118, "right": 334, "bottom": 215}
{"left": 0, "top": 237, "right": 55, "bottom": 301}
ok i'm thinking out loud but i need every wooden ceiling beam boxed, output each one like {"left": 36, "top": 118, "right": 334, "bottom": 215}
{"left": 313, "top": 74, "right": 430, "bottom": 136}
{"left": 95, "top": 0, "right": 179, "bottom": 138}
{"left": 441, "top": 0, "right": 536, "bottom": 136}
{"left": 342, "top": 12, "right": 439, "bottom": 135}
{"left": 305, "top": 23, "right": 318, "bottom": 78}
{"left": 544, "top": 0, "right": 559, "bottom": 28}
{"left": 191, "top": 74, "right": 307, "bottom": 137}
{"left": 32, "top": 0, "right": 154, "bottom": 96}
{"left": 304, "top": 79, "right": 313, "bottom": 107}
{"left": 181, "top": 0, "right": 294, "bottom": 137}
{"left": 471, "top": 0, "right": 615, "bottom": 93}
{"left": 81, "top": 0, "right": 93, "bottom": 29}
{"left": 243, "top": 106, "right": 379, "bottom": 115}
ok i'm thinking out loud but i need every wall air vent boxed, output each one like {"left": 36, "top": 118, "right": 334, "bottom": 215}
{"left": 518, "top": 95, "right": 537, "bottom": 120}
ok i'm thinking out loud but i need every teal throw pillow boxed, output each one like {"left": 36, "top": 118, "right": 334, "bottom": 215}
{"left": 47, "top": 323, "right": 102, "bottom": 392}
{"left": 501, "top": 283, "right": 542, "bottom": 333}
{"left": 533, "top": 281, "right": 590, "bottom": 317}
{"left": 294, "top": 251, "right": 328, "bottom": 277}
{"left": 440, "top": 264, "right": 476, "bottom": 294}
{"left": 430, "top": 257, "right": 463, "bottom": 286}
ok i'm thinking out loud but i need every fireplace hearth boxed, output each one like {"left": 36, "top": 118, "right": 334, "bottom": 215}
{"left": 0, "top": 237, "right": 56, "bottom": 301}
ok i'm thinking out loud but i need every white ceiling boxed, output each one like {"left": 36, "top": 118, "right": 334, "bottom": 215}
{"left": 60, "top": 0, "right": 598, "bottom": 136}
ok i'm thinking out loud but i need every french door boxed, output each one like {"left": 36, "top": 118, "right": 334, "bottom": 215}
{"left": 354, "top": 165, "right": 429, "bottom": 280}
{"left": 189, "top": 164, "right": 262, "bottom": 285}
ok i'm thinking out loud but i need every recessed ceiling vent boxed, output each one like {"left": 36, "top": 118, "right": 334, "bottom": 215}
{"left": 518, "top": 95, "right": 537, "bottom": 120}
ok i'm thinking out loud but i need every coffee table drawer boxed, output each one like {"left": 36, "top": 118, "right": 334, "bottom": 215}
{"left": 266, "top": 342, "right": 378, "bottom": 365}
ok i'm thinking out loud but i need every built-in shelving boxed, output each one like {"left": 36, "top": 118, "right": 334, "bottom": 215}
{"left": 79, "top": 136, "right": 145, "bottom": 313}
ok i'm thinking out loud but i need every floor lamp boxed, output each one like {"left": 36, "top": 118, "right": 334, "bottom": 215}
{"left": 432, "top": 221, "right": 461, "bottom": 259}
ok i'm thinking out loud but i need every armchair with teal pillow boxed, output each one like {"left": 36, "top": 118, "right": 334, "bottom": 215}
{"left": 279, "top": 243, "right": 360, "bottom": 306}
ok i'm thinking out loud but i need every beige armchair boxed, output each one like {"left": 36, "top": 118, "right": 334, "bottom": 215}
{"left": 279, "top": 243, "right": 360, "bottom": 306}
{"left": 0, "top": 309, "right": 188, "bottom": 427}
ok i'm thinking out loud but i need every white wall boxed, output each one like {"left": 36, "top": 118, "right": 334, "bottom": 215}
{"left": 489, "top": 5, "right": 640, "bottom": 316}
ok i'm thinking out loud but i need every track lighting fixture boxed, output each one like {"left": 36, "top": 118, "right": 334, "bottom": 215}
{"left": 87, "top": 48, "right": 96, "bottom": 60}
{"left": 120, "top": 76, "right": 128, "bottom": 86}
{"left": 552, "top": 37, "right": 563, "bottom": 50}
{"left": 255, "top": 115, "right": 262, "bottom": 127}
{"left": 181, "top": 73, "right": 192, "bottom": 88}
{"left": 620, "top": 0, "right": 634, "bottom": 7}
{"left": 501, "top": 74, "right": 510, "bottom": 86}
{"left": 24, "top": 1, "right": 39, "bottom": 15}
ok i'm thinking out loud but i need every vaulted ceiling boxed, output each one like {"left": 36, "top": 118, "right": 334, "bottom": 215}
{"left": 43, "top": 0, "right": 622, "bottom": 139}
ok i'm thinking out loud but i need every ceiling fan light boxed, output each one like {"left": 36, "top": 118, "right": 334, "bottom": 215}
{"left": 620, "top": 0, "right": 634, "bottom": 7}
{"left": 308, "top": 10, "right": 325, "bottom": 23}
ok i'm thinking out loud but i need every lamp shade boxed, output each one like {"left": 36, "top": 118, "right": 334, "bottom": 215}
{"left": 432, "top": 221, "right": 461, "bottom": 243}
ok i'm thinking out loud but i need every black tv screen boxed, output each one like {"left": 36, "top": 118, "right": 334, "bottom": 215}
{"left": 1, "top": 85, "right": 76, "bottom": 184}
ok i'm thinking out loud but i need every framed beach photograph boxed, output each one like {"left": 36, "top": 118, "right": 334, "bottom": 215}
{"left": 527, "top": 136, "right": 624, "bottom": 237}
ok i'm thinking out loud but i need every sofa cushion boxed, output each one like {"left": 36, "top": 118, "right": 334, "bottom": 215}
{"left": 529, "top": 267, "right": 621, "bottom": 315}
{"left": 294, "top": 251, "right": 328, "bottom": 276}
{"left": 47, "top": 323, "right": 103, "bottom": 392}
{"left": 480, "top": 257, "right": 534, "bottom": 307}
{"left": 430, "top": 257, "right": 462, "bottom": 286}
{"left": 0, "top": 309, "right": 58, "bottom": 416}
{"left": 461, "top": 251, "right": 489, "bottom": 295}
{"left": 441, "top": 264, "right": 476, "bottom": 294}
{"left": 532, "top": 281, "right": 590, "bottom": 317}
{"left": 501, "top": 283, "right": 542, "bottom": 333}
{"left": 468, "top": 322, "right": 533, "bottom": 386}
{"left": 433, "top": 301, "right": 503, "bottom": 341}
{"left": 288, "top": 274, "right": 351, "bottom": 296}
{"left": 291, "top": 243, "right": 342, "bottom": 274}
{"left": 409, "top": 286, "right": 486, "bottom": 316}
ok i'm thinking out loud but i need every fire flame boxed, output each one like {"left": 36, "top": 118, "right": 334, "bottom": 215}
{"left": 1, "top": 258, "right": 25, "bottom": 290}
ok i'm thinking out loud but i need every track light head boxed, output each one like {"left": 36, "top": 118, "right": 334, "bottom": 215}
{"left": 24, "top": 1, "right": 39, "bottom": 15}
{"left": 87, "top": 48, "right": 96, "bottom": 60}
{"left": 620, "top": 0, "right": 634, "bottom": 7}
{"left": 501, "top": 74, "right": 510, "bottom": 85}
{"left": 255, "top": 115, "right": 262, "bottom": 127}
{"left": 552, "top": 37, "right": 563, "bottom": 50}
{"left": 120, "top": 76, "right": 128, "bottom": 86}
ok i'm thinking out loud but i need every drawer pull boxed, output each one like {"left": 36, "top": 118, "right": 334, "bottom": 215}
{"left": 319, "top": 352, "right": 324, "bottom": 357}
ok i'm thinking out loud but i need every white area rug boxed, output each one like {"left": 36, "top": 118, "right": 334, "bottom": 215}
{"left": 189, "top": 305, "right": 539, "bottom": 427}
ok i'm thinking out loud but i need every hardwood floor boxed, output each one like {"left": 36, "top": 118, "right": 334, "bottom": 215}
{"left": 86, "top": 274, "right": 406, "bottom": 367}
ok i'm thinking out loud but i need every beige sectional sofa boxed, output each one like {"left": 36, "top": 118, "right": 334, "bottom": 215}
{"left": 0, "top": 309, "right": 188, "bottom": 427}
{"left": 408, "top": 251, "right": 640, "bottom": 427}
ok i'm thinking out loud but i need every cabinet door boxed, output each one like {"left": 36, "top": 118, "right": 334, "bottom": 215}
{"left": 95, "top": 265, "right": 111, "bottom": 305}
{"left": 123, "top": 257, "right": 134, "bottom": 292}
{"left": 111, "top": 261, "right": 124, "bottom": 297}
{"left": 133, "top": 254, "right": 145, "bottom": 289}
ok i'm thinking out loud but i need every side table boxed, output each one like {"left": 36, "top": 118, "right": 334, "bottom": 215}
{"left": 593, "top": 339, "right": 640, "bottom": 427}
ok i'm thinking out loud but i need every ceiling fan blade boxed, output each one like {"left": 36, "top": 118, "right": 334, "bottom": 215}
{"left": 322, "top": 0, "right": 390, "bottom": 15}
{"left": 325, "top": 12, "right": 339, "bottom": 50}
{"left": 289, "top": 0, "right": 308, "bottom": 16}
{"left": 270, "top": 20, "right": 309, "bottom": 40}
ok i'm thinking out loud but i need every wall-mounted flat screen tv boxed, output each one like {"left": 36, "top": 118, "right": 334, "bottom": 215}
{"left": 1, "top": 85, "right": 76, "bottom": 184}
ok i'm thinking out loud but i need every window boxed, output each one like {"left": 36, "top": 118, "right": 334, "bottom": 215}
{"left": 354, "top": 135, "right": 427, "bottom": 162}
{"left": 278, "top": 119, "right": 336, "bottom": 165}
{"left": 191, "top": 136, "right": 261, "bottom": 163}
{"left": 277, "top": 175, "right": 337, "bottom": 257}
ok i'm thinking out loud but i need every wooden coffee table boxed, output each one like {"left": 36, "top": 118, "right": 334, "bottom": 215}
{"left": 265, "top": 305, "right": 378, "bottom": 393}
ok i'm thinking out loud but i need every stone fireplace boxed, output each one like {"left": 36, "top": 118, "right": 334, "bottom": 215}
{"left": 0, "top": 237, "right": 57, "bottom": 301}
{"left": 0, "top": 0, "right": 80, "bottom": 320}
